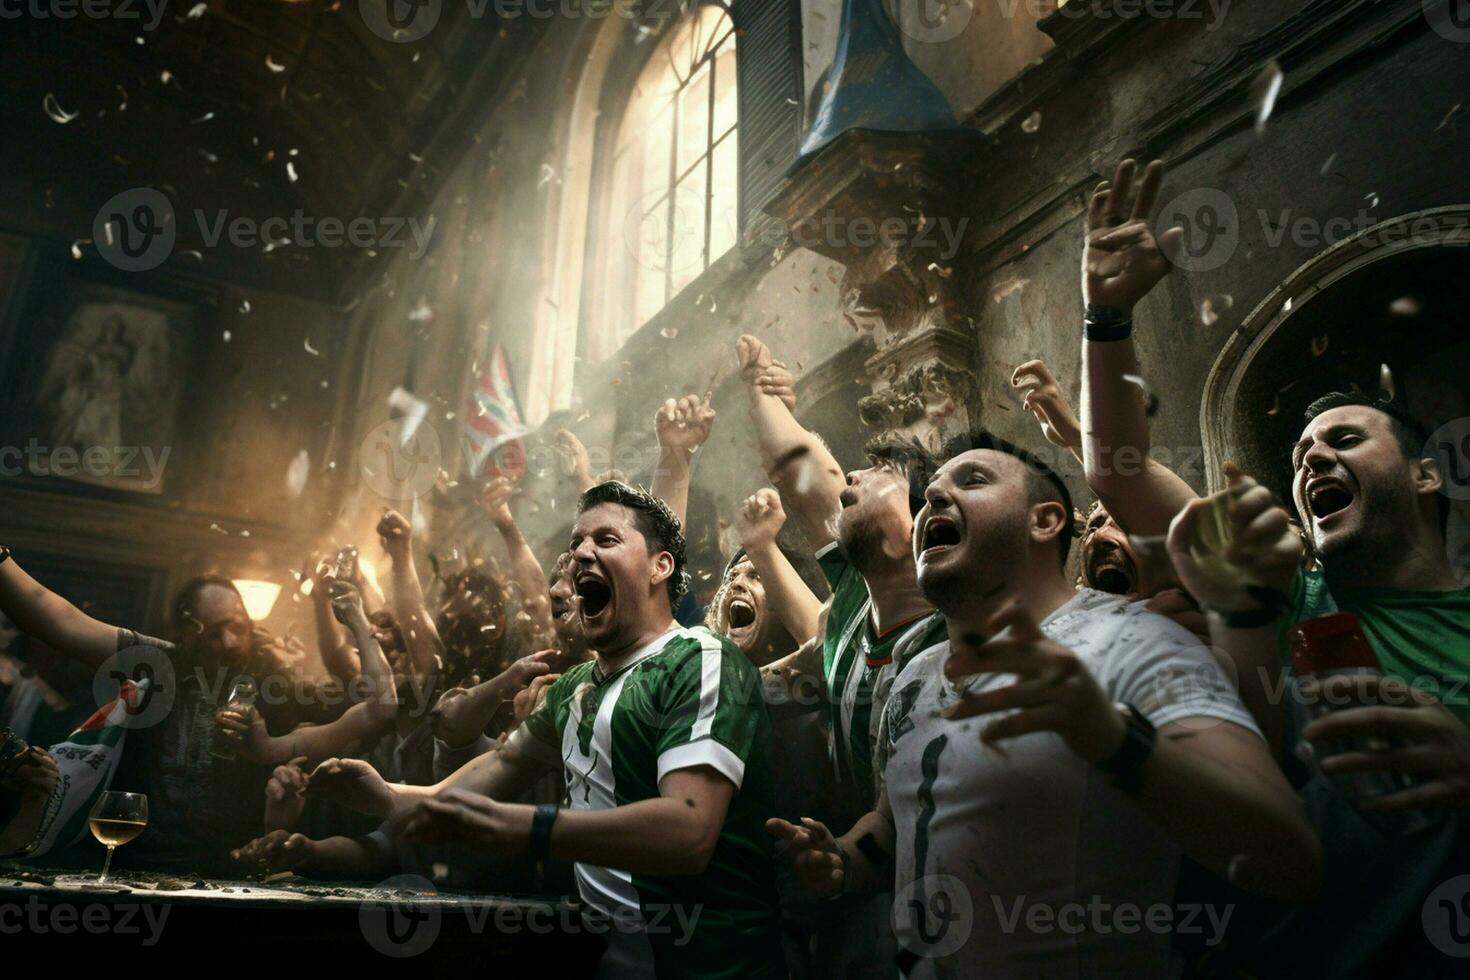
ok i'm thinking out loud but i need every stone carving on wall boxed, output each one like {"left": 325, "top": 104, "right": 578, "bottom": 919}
{"left": 766, "top": 129, "right": 983, "bottom": 449}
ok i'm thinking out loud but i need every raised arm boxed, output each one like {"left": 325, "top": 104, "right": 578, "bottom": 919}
{"left": 553, "top": 429, "right": 597, "bottom": 494}
{"left": 1011, "top": 359, "right": 1083, "bottom": 464}
{"left": 650, "top": 394, "right": 716, "bottom": 526}
{"left": 1167, "top": 463, "right": 1304, "bottom": 756}
{"left": 428, "top": 650, "right": 558, "bottom": 749}
{"left": 736, "top": 489, "right": 821, "bottom": 645}
{"left": 480, "top": 476, "right": 556, "bottom": 642}
{"left": 0, "top": 553, "right": 169, "bottom": 668}
{"left": 1080, "top": 159, "right": 1197, "bottom": 536}
{"left": 737, "top": 335, "right": 845, "bottom": 547}
{"left": 306, "top": 555, "right": 359, "bottom": 685}
{"left": 377, "top": 508, "right": 442, "bottom": 678}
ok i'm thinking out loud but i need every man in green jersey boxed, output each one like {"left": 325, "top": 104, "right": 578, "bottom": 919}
{"left": 311, "top": 482, "right": 784, "bottom": 979}
{"left": 737, "top": 334, "right": 946, "bottom": 814}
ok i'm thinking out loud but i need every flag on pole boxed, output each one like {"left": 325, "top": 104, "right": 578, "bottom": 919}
{"left": 463, "top": 344, "right": 528, "bottom": 481}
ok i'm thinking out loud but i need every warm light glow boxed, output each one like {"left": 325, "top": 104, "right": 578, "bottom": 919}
{"left": 357, "top": 557, "right": 382, "bottom": 599}
{"left": 233, "top": 579, "right": 282, "bottom": 621}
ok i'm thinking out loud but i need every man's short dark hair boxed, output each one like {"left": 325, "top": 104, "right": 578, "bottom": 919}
{"left": 577, "top": 481, "right": 690, "bottom": 604}
{"left": 923, "top": 431, "right": 1076, "bottom": 568}
{"left": 1301, "top": 391, "right": 1448, "bottom": 532}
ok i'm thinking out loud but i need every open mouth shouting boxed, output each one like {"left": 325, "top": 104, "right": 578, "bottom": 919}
{"left": 1304, "top": 476, "right": 1354, "bottom": 528}
{"left": 722, "top": 588, "right": 761, "bottom": 647}
{"left": 1084, "top": 540, "right": 1138, "bottom": 596}
{"left": 919, "top": 515, "right": 962, "bottom": 558}
{"left": 575, "top": 572, "right": 614, "bottom": 627}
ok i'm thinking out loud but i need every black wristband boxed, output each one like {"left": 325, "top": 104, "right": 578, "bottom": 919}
{"left": 530, "top": 803, "right": 559, "bottom": 861}
{"left": 1095, "top": 702, "right": 1155, "bottom": 794}
{"left": 1083, "top": 305, "right": 1133, "bottom": 342}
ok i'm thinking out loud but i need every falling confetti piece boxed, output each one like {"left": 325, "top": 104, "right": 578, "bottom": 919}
{"left": 160, "top": 70, "right": 176, "bottom": 86}
{"left": 1378, "top": 363, "right": 1395, "bottom": 402}
{"left": 1251, "top": 61, "right": 1283, "bottom": 135}
{"left": 1319, "top": 152, "right": 1337, "bottom": 176}
{"left": 304, "top": 338, "right": 320, "bottom": 356}
{"left": 70, "top": 240, "right": 87, "bottom": 259}
{"left": 43, "top": 94, "right": 79, "bottom": 124}
{"left": 408, "top": 298, "right": 434, "bottom": 322}
{"left": 222, "top": 330, "right": 231, "bottom": 342}
{"left": 116, "top": 85, "right": 128, "bottom": 111}
{"left": 1021, "top": 110, "right": 1042, "bottom": 134}
{"left": 266, "top": 55, "right": 287, "bottom": 74}
{"left": 186, "top": 2, "right": 207, "bottom": 18}
{"left": 285, "top": 449, "right": 310, "bottom": 499}
{"left": 286, "top": 162, "right": 299, "bottom": 183}
{"left": 1310, "top": 333, "right": 1328, "bottom": 357}
{"left": 1121, "top": 374, "right": 1160, "bottom": 417}
{"left": 192, "top": 112, "right": 215, "bottom": 124}
{"left": 660, "top": 325, "right": 679, "bottom": 339}
{"left": 1363, "top": 192, "right": 1379, "bottom": 209}
{"left": 209, "top": 523, "right": 228, "bottom": 534}
{"left": 1283, "top": 297, "right": 1294, "bottom": 313}
{"left": 1200, "top": 294, "right": 1234, "bottom": 326}
{"left": 240, "top": 300, "right": 252, "bottom": 314}
{"left": 990, "top": 277, "right": 1028, "bottom": 303}
{"left": 1389, "top": 295, "right": 1422, "bottom": 316}
{"left": 179, "top": 249, "right": 203, "bottom": 261}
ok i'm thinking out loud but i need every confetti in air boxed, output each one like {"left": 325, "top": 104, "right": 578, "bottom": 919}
{"left": 1021, "top": 110, "right": 1042, "bottom": 134}
{"left": 1251, "top": 61, "right": 1283, "bottom": 134}
{"left": 285, "top": 449, "right": 310, "bottom": 500}
{"left": 1378, "top": 363, "right": 1395, "bottom": 403}
{"left": 43, "top": 94, "right": 79, "bottom": 124}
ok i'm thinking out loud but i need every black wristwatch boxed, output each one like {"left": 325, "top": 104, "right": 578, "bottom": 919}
{"left": 1095, "top": 702, "right": 1156, "bottom": 794}
{"left": 1083, "top": 304, "right": 1134, "bottom": 342}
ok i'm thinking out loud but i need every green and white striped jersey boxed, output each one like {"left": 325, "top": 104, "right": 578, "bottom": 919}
{"left": 518, "top": 624, "right": 784, "bottom": 979}
{"left": 817, "top": 542, "right": 948, "bottom": 814}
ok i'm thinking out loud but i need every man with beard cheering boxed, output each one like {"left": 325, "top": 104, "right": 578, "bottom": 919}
{"left": 310, "top": 481, "right": 784, "bottom": 979}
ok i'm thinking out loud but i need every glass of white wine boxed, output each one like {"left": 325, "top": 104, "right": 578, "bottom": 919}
{"left": 89, "top": 791, "right": 148, "bottom": 883}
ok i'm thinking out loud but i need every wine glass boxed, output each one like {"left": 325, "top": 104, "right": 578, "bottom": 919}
{"left": 89, "top": 791, "right": 148, "bottom": 883}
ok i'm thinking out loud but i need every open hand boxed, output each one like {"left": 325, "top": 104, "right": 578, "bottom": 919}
{"left": 1011, "top": 359, "right": 1082, "bottom": 452}
{"left": 943, "top": 601, "right": 1126, "bottom": 764}
{"left": 1083, "top": 159, "right": 1184, "bottom": 311}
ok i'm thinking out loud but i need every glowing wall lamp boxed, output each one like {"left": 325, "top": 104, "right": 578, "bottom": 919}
{"left": 233, "top": 579, "right": 283, "bottom": 622}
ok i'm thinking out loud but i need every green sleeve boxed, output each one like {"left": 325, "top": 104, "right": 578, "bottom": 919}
{"left": 653, "top": 631, "right": 768, "bottom": 788}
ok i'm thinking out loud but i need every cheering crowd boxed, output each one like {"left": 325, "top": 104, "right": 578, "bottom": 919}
{"left": 2, "top": 159, "right": 1468, "bottom": 978}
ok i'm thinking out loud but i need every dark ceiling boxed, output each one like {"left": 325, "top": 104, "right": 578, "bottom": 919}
{"left": 2, "top": 0, "right": 536, "bottom": 299}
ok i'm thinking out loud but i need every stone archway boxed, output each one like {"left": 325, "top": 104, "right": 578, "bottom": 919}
{"left": 1198, "top": 205, "right": 1470, "bottom": 582}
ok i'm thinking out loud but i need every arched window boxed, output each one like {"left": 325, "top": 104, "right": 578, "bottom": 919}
{"left": 603, "top": 3, "right": 739, "bottom": 346}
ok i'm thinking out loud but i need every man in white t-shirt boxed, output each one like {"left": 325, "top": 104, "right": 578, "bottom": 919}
{"left": 770, "top": 434, "right": 1323, "bottom": 979}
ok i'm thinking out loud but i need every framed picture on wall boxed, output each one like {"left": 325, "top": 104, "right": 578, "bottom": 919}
{"left": 0, "top": 257, "right": 208, "bottom": 496}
